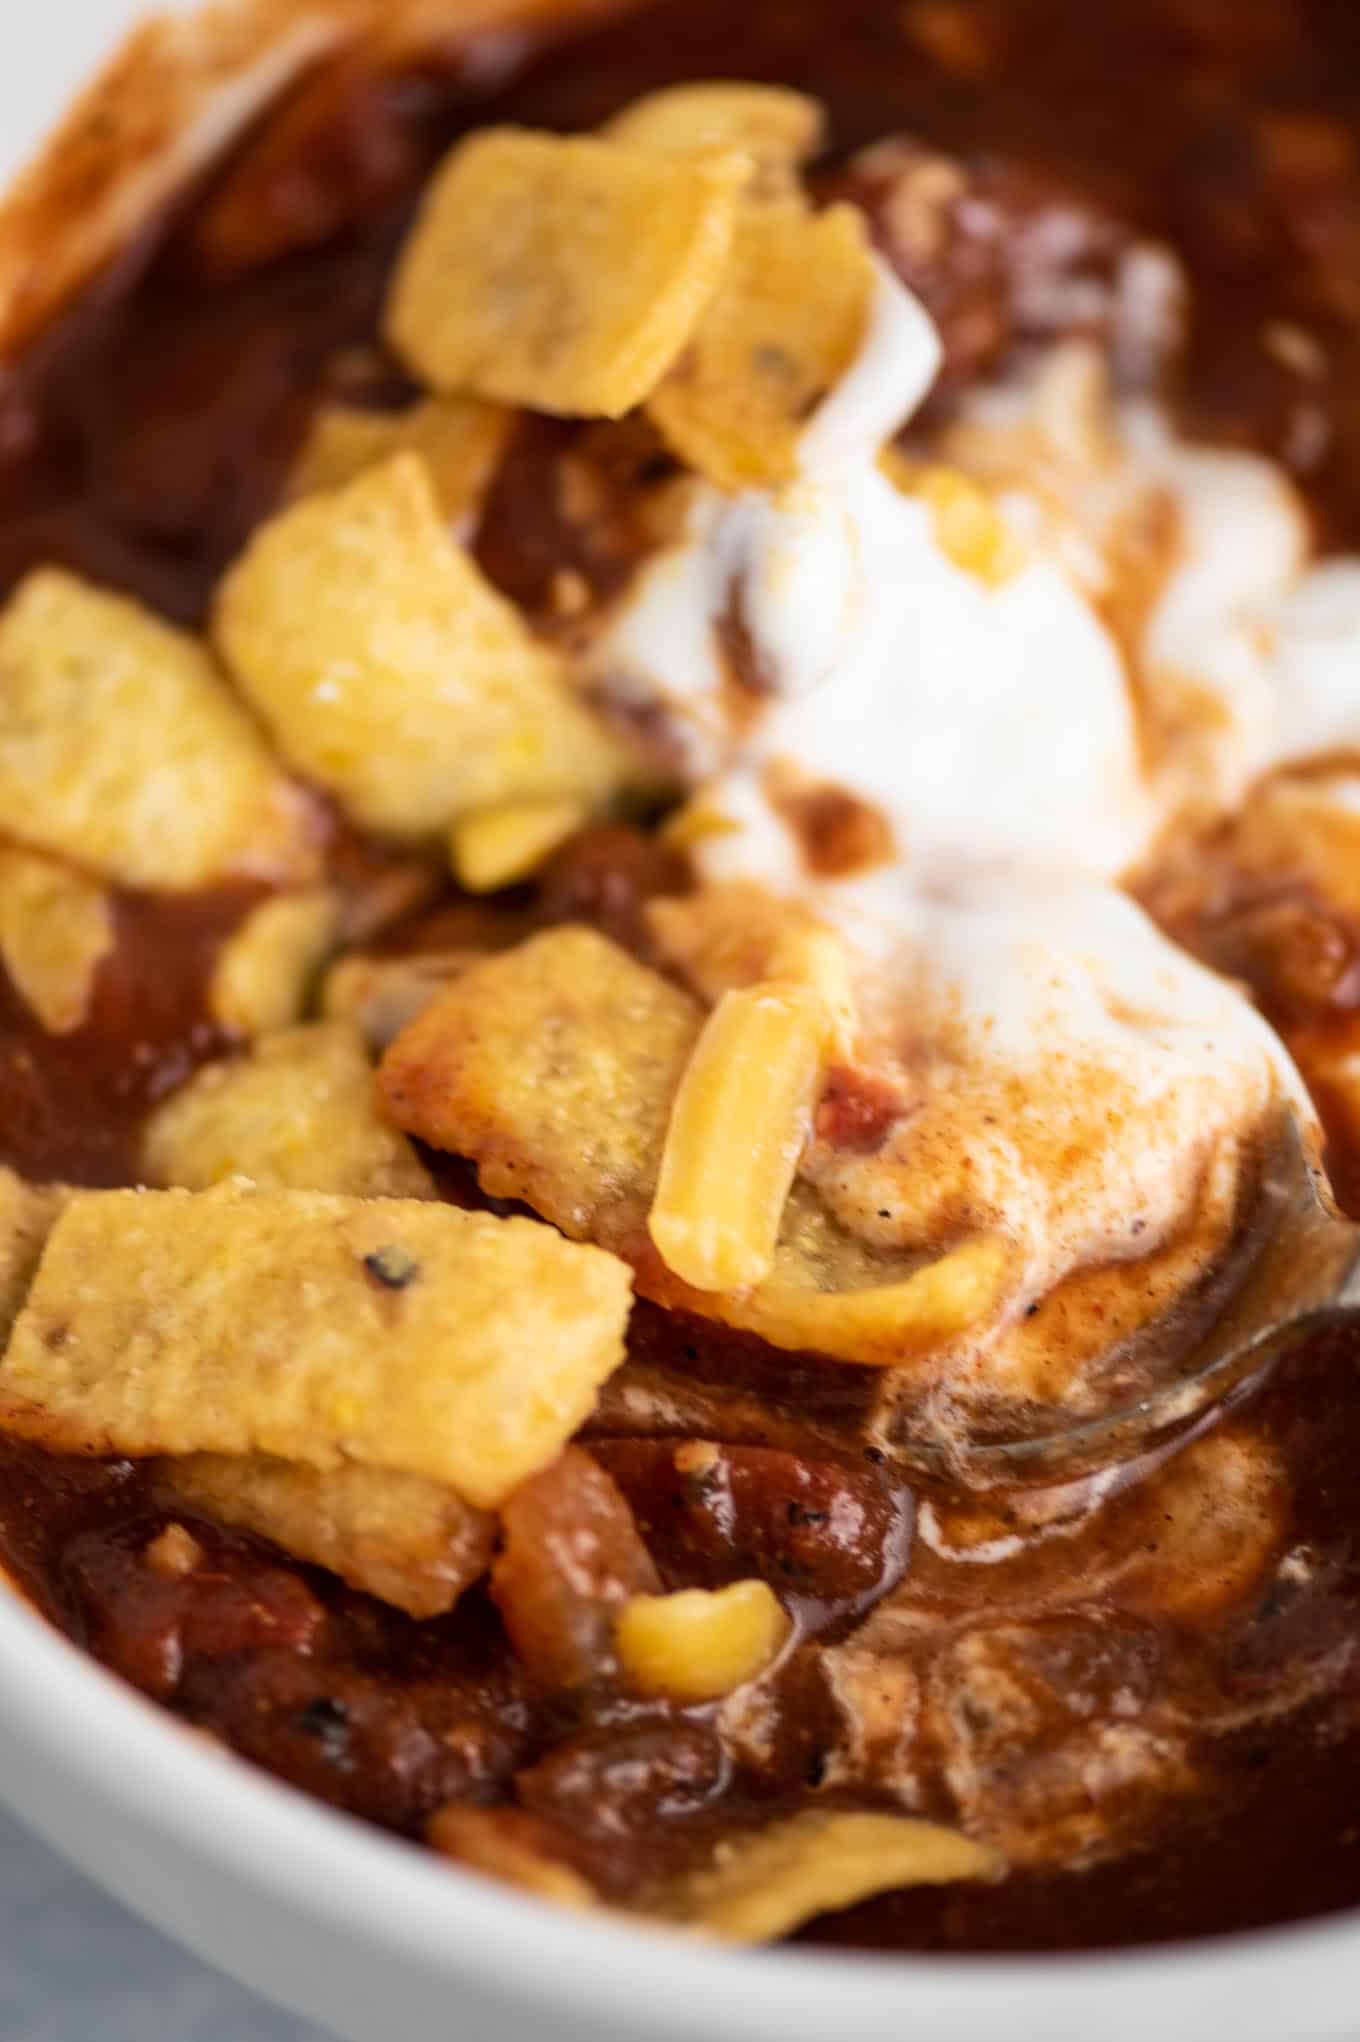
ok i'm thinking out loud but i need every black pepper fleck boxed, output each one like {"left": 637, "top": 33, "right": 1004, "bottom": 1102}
{"left": 294, "top": 1696, "right": 353, "bottom": 1768}
{"left": 363, "top": 1246, "right": 420, "bottom": 1290}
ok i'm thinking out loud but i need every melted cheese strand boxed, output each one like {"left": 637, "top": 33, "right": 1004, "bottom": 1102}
{"left": 649, "top": 981, "right": 827, "bottom": 1293}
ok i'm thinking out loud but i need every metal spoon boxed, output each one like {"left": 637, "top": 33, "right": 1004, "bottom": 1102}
{"left": 943, "top": 1108, "right": 1360, "bottom": 1482}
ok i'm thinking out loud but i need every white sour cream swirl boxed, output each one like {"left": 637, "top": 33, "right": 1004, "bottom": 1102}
{"left": 588, "top": 258, "right": 1323, "bottom": 1382}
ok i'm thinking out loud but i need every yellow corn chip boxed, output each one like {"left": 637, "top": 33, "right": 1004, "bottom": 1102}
{"left": 662, "top": 1811, "right": 1002, "bottom": 1942}
{"left": 0, "top": 1183, "right": 633, "bottom": 1509}
{"left": 385, "top": 127, "right": 746, "bottom": 418}
{"left": 322, "top": 949, "right": 481, "bottom": 1051}
{"left": 287, "top": 394, "right": 511, "bottom": 525}
{"left": 379, "top": 928, "right": 1009, "bottom": 1364}
{"left": 449, "top": 796, "right": 589, "bottom": 894}
{"left": 735, "top": 1240, "right": 1011, "bottom": 1360}
{"left": 602, "top": 83, "right": 824, "bottom": 199}
{"left": 381, "top": 925, "right": 700, "bottom": 1241}
{"left": 210, "top": 889, "right": 341, "bottom": 1038}
{"left": 143, "top": 1021, "right": 434, "bottom": 1200}
{"left": 164, "top": 1453, "right": 494, "bottom": 1618}
{"left": 428, "top": 1805, "right": 597, "bottom": 1909}
{"left": 898, "top": 463, "right": 1027, "bottom": 587}
{"left": 0, "top": 1170, "right": 68, "bottom": 1347}
{"left": 647, "top": 202, "right": 872, "bottom": 490}
{"left": 215, "top": 454, "right": 635, "bottom": 839}
{"left": 0, "top": 570, "right": 317, "bottom": 890}
{"left": 0, "top": 846, "right": 113, "bottom": 1035}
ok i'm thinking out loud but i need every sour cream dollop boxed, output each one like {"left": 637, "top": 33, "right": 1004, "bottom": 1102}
{"left": 587, "top": 258, "right": 1317, "bottom": 1396}
{"left": 595, "top": 265, "right": 1154, "bottom": 880}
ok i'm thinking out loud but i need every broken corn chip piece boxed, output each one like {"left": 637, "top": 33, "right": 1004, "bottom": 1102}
{"left": 659, "top": 797, "right": 744, "bottom": 851}
{"left": 379, "top": 928, "right": 1011, "bottom": 1363}
{"left": 664, "top": 1810, "right": 1002, "bottom": 1941}
{"left": 143, "top": 1020, "right": 434, "bottom": 1199}
{"left": 649, "top": 882, "right": 827, "bottom": 1008}
{"left": 215, "top": 455, "right": 633, "bottom": 839}
{"left": 616, "top": 1580, "right": 790, "bottom": 1701}
{"left": 164, "top": 1452, "right": 493, "bottom": 1618}
{"left": 647, "top": 202, "right": 872, "bottom": 490}
{"left": 0, "top": 1170, "right": 69, "bottom": 1349}
{"left": 0, "top": 1183, "right": 633, "bottom": 1509}
{"left": 893, "top": 462, "right": 1027, "bottom": 587}
{"left": 0, "top": 569, "right": 316, "bottom": 891}
{"left": 767, "top": 924, "right": 858, "bottom": 1061}
{"left": 735, "top": 1236, "right": 1012, "bottom": 1363}
{"left": 323, "top": 949, "right": 480, "bottom": 1051}
{"left": 210, "top": 889, "right": 341, "bottom": 1038}
{"left": 649, "top": 981, "right": 827, "bottom": 1293}
{"left": 287, "top": 394, "right": 511, "bottom": 525}
{"left": 429, "top": 1805, "right": 597, "bottom": 1909}
{"left": 916, "top": 466, "right": 1026, "bottom": 586}
{"left": 602, "top": 83, "right": 824, "bottom": 198}
{"left": 0, "top": 846, "right": 113, "bottom": 1035}
{"left": 380, "top": 925, "right": 702, "bottom": 1235}
{"left": 450, "top": 796, "right": 589, "bottom": 894}
{"left": 386, "top": 127, "right": 746, "bottom": 417}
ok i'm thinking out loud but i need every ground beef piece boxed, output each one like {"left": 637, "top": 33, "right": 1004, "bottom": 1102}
{"left": 516, "top": 1720, "right": 727, "bottom": 1842}
{"left": 827, "top": 135, "right": 1185, "bottom": 397}
{"left": 178, "top": 1645, "right": 529, "bottom": 1832}
{"left": 923, "top": 1618, "right": 1191, "bottom": 1865}
{"left": 536, "top": 824, "right": 689, "bottom": 959}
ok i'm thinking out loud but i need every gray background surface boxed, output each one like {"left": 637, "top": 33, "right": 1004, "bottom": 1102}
{"left": 0, "top": 1805, "right": 329, "bottom": 2042}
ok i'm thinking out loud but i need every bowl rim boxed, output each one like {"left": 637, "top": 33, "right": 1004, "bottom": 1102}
{"left": 1, "top": 1570, "right": 1358, "bottom": 2042}
{"left": 0, "top": 0, "right": 627, "bottom": 361}
{"left": 2, "top": 5, "right": 1360, "bottom": 2033}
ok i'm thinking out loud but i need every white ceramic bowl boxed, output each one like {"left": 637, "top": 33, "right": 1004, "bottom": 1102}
{"left": 1, "top": 8, "right": 1360, "bottom": 2038}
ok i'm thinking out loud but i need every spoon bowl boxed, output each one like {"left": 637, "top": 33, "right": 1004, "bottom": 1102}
{"left": 933, "top": 1109, "right": 1360, "bottom": 1483}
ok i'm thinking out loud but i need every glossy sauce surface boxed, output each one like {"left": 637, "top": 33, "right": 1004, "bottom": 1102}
{"left": 2, "top": 0, "right": 1360, "bottom": 1953}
